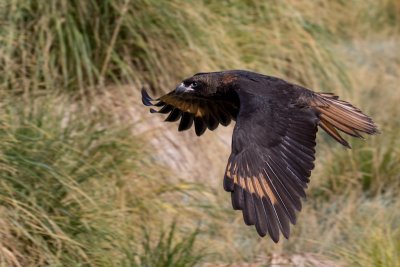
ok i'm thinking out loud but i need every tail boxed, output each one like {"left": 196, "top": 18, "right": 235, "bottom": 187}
{"left": 311, "top": 93, "right": 380, "bottom": 148}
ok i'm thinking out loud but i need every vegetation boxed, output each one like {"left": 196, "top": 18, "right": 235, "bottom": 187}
{"left": 0, "top": 0, "right": 399, "bottom": 266}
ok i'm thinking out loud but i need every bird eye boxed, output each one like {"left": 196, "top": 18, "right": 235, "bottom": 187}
{"left": 191, "top": 82, "right": 198, "bottom": 88}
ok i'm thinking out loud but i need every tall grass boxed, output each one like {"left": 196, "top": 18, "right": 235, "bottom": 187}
{"left": 5, "top": 0, "right": 398, "bottom": 93}
{"left": 0, "top": 0, "right": 399, "bottom": 266}
{"left": 0, "top": 95, "right": 207, "bottom": 266}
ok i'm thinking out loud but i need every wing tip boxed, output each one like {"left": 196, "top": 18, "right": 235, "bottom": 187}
{"left": 340, "top": 140, "right": 352, "bottom": 149}
{"left": 370, "top": 124, "right": 381, "bottom": 135}
{"left": 141, "top": 88, "right": 154, "bottom": 106}
{"left": 270, "top": 231, "right": 280, "bottom": 243}
{"left": 194, "top": 117, "right": 207, "bottom": 136}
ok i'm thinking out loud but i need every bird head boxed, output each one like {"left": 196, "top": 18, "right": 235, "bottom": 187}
{"left": 175, "top": 71, "right": 239, "bottom": 96}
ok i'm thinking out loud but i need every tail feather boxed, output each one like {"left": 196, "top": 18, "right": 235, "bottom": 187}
{"left": 311, "top": 93, "right": 379, "bottom": 148}
{"left": 319, "top": 118, "right": 351, "bottom": 148}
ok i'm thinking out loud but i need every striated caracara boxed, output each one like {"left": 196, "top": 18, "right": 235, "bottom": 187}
{"left": 141, "top": 70, "right": 379, "bottom": 243}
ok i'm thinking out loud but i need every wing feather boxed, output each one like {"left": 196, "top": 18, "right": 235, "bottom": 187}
{"left": 264, "top": 163, "right": 296, "bottom": 225}
{"left": 223, "top": 104, "right": 318, "bottom": 242}
{"left": 142, "top": 88, "right": 239, "bottom": 135}
{"left": 243, "top": 177, "right": 257, "bottom": 225}
{"left": 267, "top": 156, "right": 302, "bottom": 211}
{"left": 250, "top": 176, "right": 269, "bottom": 237}
{"left": 194, "top": 117, "right": 207, "bottom": 136}
{"left": 178, "top": 112, "right": 194, "bottom": 131}
{"left": 165, "top": 108, "right": 182, "bottom": 122}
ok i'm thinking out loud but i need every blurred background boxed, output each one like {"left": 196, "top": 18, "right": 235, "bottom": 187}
{"left": 0, "top": 0, "right": 399, "bottom": 266}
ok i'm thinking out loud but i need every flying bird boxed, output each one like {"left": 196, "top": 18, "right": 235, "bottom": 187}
{"left": 141, "top": 70, "right": 379, "bottom": 242}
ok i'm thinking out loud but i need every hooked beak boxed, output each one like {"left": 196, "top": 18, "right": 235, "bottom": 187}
{"left": 175, "top": 83, "right": 193, "bottom": 93}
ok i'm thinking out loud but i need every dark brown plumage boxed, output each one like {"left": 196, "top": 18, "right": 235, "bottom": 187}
{"left": 142, "top": 70, "right": 379, "bottom": 242}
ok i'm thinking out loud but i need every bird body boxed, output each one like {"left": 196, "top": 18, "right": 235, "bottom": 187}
{"left": 142, "top": 70, "right": 379, "bottom": 242}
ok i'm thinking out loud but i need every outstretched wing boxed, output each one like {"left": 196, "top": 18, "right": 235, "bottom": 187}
{"left": 223, "top": 100, "right": 319, "bottom": 242}
{"left": 142, "top": 89, "right": 239, "bottom": 136}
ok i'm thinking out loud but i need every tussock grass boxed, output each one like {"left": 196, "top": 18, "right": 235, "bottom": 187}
{"left": 135, "top": 223, "right": 204, "bottom": 267}
{"left": 4, "top": 0, "right": 392, "bottom": 93}
{"left": 337, "top": 197, "right": 400, "bottom": 267}
{"left": 0, "top": 0, "right": 399, "bottom": 266}
{"left": 0, "top": 95, "right": 207, "bottom": 266}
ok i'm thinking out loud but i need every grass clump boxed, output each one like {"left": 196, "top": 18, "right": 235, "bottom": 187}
{"left": 311, "top": 134, "right": 400, "bottom": 200}
{"left": 0, "top": 0, "right": 229, "bottom": 92}
{"left": 2, "top": 0, "right": 374, "bottom": 93}
{"left": 134, "top": 223, "right": 204, "bottom": 267}
{"left": 0, "top": 95, "right": 206, "bottom": 266}
{"left": 0, "top": 95, "right": 130, "bottom": 265}
{"left": 333, "top": 194, "right": 400, "bottom": 267}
